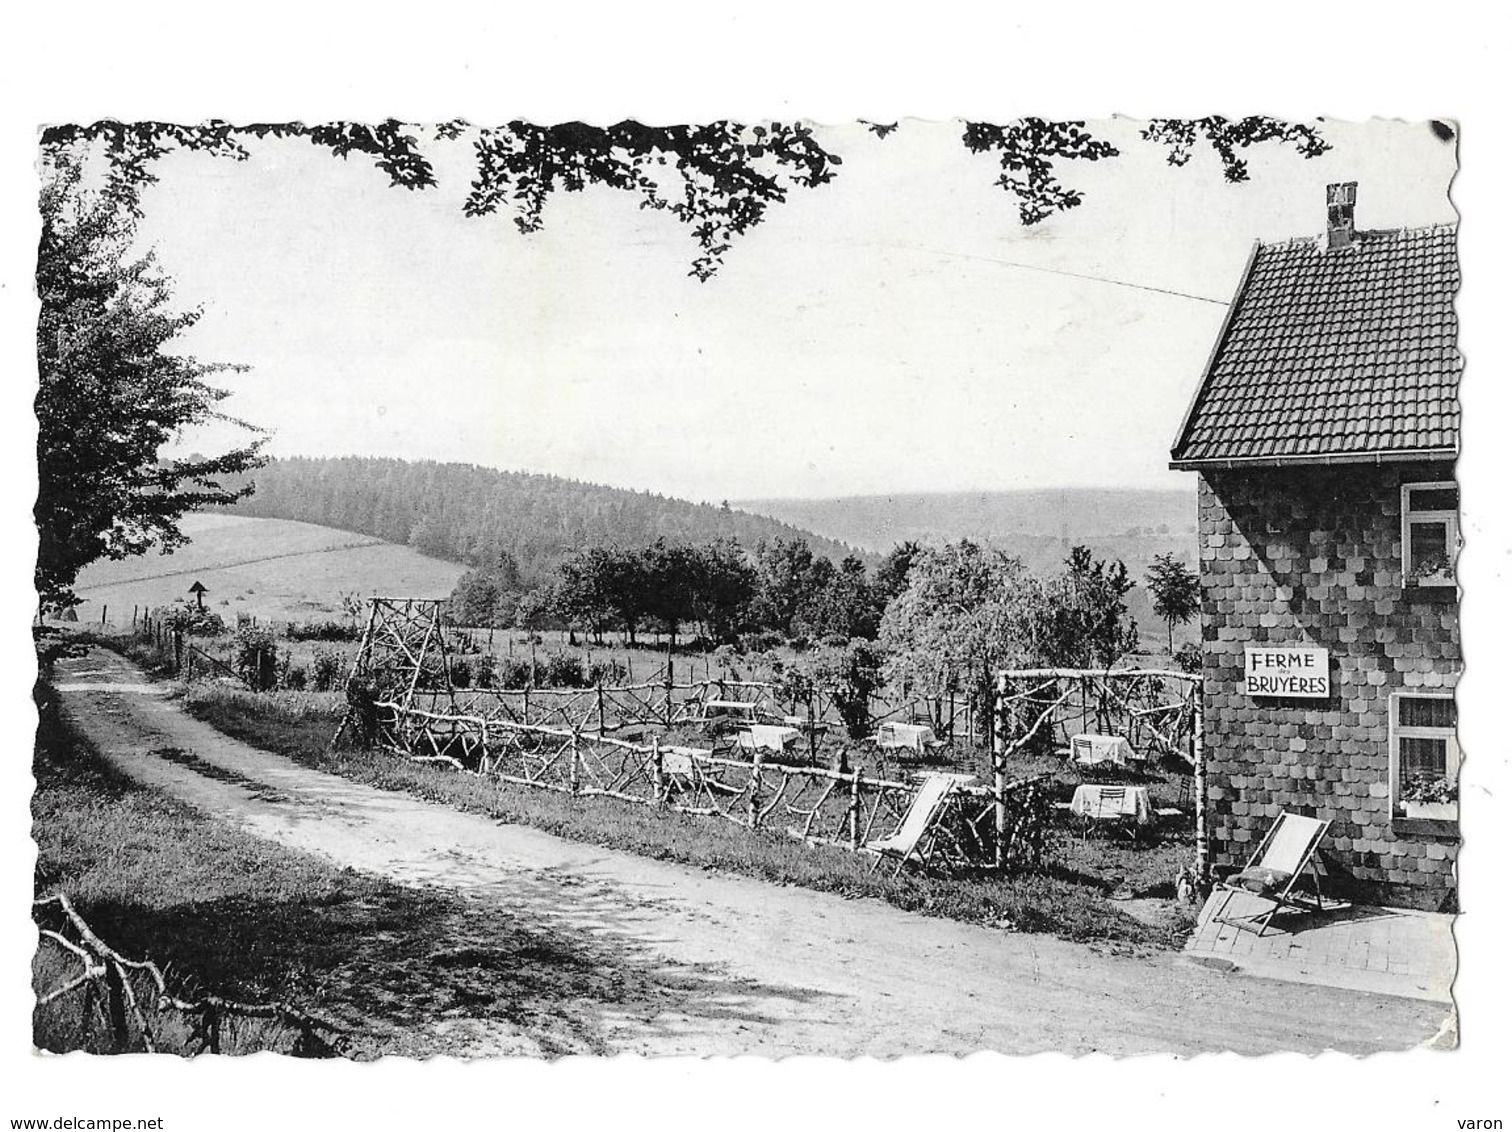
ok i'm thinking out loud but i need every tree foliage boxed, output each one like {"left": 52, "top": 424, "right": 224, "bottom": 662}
{"left": 1145, "top": 551, "right": 1201, "bottom": 655}
{"left": 42, "top": 115, "right": 1329, "bottom": 280}
{"left": 1037, "top": 546, "right": 1140, "bottom": 669}
{"left": 879, "top": 541, "right": 1045, "bottom": 702}
{"left": 34, "top": 158, "right": 266, "bottom": 608}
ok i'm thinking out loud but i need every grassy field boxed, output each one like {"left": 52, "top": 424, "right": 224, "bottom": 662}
{"left": 32, "top": 685, "right": 707, "bottom": 1057}
{"left": 179, "top": 681, "right": 1197, "bottom": 951}
{"left": 67, "top": 513, "right": 466, "bottom": 627}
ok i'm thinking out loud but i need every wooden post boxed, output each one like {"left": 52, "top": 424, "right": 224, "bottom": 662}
{"left": 747, "top": 747, "right": 764, "bottom": 829}
{"left": 100, "top": 604, "right": 107, "bottom": 625}
{"left": 992, "top": 672, "right": 1006, "bottom": 869}
{"left": 173, "top": 631, "right": 183, "bottom": 675}
{"left": 663, "top": 659, "right": 674, "bottom": 727}
{"left": 569, "top": 732, "right": 581, "bottom": 795}
{"left": 530, "top": 639, "right": 537, "bottom": 687}
{"left": 651, "top": 735, "right": 665, "bottom": 803}
{"left": 849, "top": 769, "right": 862, "bottom": 849}
{"left": 596, "top": 682, "right": 607, "bottom": 734}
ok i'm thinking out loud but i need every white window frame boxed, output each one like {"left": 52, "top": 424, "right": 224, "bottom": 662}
{"left": 1401, "top": 481, "right": 1459, "bottom": 589}
{"left": 1388, "top": 690, "right": 1459, "bottom": 820}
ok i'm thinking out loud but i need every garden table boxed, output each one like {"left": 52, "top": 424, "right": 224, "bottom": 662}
{"left": 1070, "top": 733, "right": 1143, "bottom": 768}
{"left": 875, "top": 722, "right": 940, "bottom": 752}
{"left": 737, "top": 724, "right": 801, "bottom": 752}
{"left": 1069, "top": 784, "right": 1153, "bottom": 826}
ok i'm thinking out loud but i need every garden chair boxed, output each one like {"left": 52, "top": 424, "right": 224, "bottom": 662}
{"left": 864, "top": 772, "right": 976, "bottom": 877}
{"left": 1211, "top": 812, "right": 1332, "bottom": 937}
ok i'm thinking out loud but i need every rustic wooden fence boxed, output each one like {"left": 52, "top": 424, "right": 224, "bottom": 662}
{"left": 373, "top": 696, "right": 1051, "bottom": 869}
{"left": 33, "top": 894, "right": 346, "bottom": 1056}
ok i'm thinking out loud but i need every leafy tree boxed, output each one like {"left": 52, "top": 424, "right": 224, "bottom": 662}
{"left": 810, "top": 640, "right": 884, "bottom": 741}
{"left": 34, "top": 157, "right": 265, "bottom": 609}
{"left": 1039, "top": 547, "right": 1140, "bottom": 669}
{"left": 42, "top": 116, "right": 1330, "bottom": 281}
{"left": 686, "top": 539, "right": 757, "bottom": 644}
{"left": 800, "top": 555, "right": 880, "bottom": 641}
{"left": 752, "top": 538, "right": 811, "bottom": 637}
{"left": 873, "top": 541, "right": 922, "bottom": 603}
{"left": 640, "top": 540, "right": 700, "bottom": 650}
{"left": 1146, "top": 551, "right": 1202, "bottom": 656}
{"left": 879, "top": 540, "right": 1045, "bottom": 715}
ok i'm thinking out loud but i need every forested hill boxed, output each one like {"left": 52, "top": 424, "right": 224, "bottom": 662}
{"left": 218, "top": 456, "right": 864, "bottom": 579}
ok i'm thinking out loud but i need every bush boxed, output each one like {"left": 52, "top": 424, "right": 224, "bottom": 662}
{"left": 233, "top": 625, "right": 278, "bottom": 691}
{"left": 284, "top": 620, "right": 363, "bottom": 643}
{"left": 281, "top": 664, "right": 309, "bottom": 691}
{"left": 449, "top": 657, "right": 472, "bottom": 689}
{"left": 495, "top": 657, "right": 532, "bottom": 688}
{"left": 1174, "top": 641, "right": 1203, "bottom": 675}
{"left": 162, "top": 604, "right": 227, "bottom": 637}
{"left": 310, "top": 648, "right": 344, "bottom": 693}
{"left": 542, "top": 654, "right": 587, "bottom": 688}
{"left": 472, "top": 654, "right": 497, "bottom": 689}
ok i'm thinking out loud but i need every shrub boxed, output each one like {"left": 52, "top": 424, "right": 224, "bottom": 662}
{"left": 495, "top": 657, "right": 532, "bottom": 688}
{"left": 449, "top": 657, "right": 473, "bottom": 689}
{"left": 542, "top": 654, "right": 586, "bottom": 688}
{"left": 233, "top": 625, "right": 278, "bottom": 692}
{"left": 1174, "top": 641, "right": 1203, "bottom": 675}
{"left": 472, "top": 654, "right": 497, "bottom": 689}
{"left": 281, "top": 664, "right": 309, "bottom": 691}
{"left": 310, "top": 648, "right": 344, "bottom": 693}
{"left": 284, "top": 620, "right": 363, "bottom": 642}
{"left": 163, "top": 604, "right": 227, "bottom": 637}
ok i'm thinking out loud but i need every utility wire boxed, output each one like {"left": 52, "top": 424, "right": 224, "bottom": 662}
{"left": 881, "top": 242, "right": 1231, "bottom": 306}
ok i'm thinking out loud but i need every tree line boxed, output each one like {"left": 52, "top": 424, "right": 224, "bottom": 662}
{"left": 453, "top": 534, "right": 1202, "bottom": 680}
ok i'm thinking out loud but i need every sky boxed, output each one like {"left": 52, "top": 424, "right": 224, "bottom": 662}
{"left": 126, "top": 117, "right": 1458, "bottom": 504}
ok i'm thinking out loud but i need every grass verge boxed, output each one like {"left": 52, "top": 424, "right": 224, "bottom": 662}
{"left": 180, "top": 682, "right": 1197, "bottom": 951}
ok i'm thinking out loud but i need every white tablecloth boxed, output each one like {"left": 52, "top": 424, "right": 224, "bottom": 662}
{"left": 1071, "top": 733, "right": 1141, "bottom": 767}
{"left": 1069, "top": 784, "right": 1153, "bottom": 825}
{"left": 738, "top": 725, "right": 801, "bottom": 752}
{"left": 876, "top": 722, "right": 939, "bottom": 751}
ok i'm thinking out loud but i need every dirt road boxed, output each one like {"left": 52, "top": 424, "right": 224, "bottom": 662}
{"left": 49, "top": 647, "right": 1452, "bottom": 1057}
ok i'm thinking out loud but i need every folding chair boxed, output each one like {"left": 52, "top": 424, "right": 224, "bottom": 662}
{"left": 864, "top": 773, "right": 975, "bottom": 876}
{"left": 1210, "top": 812, "right": 1332, "bottom": 936}
{"left": 1079, "top": 785, "right": 1136, "bottom": 843}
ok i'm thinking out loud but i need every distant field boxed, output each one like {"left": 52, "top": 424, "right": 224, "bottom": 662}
{"left": 70, "top": 513, "right": 466, "bottom": 626}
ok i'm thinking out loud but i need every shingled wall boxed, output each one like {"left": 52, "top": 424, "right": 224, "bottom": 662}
{"left": 1198, "top": 462, "right": 1459, "bottom": 911}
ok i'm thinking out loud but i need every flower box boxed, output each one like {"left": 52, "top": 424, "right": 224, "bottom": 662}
{"left": 1402, "top": 800, "right": 1458, "bottom": 821}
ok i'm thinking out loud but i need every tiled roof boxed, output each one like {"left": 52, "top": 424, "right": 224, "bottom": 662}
{"left": 1170, "top": 223, "right": 1460, "bottom": 466}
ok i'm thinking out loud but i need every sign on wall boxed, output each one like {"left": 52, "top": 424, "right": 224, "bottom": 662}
{"left": 1243, "top": 646, "right": 1330, "bottom": 698}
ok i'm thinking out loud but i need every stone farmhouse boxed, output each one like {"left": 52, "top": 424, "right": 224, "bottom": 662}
{"left": 1170, "top": 183, "right": 1460, "bottom": 911}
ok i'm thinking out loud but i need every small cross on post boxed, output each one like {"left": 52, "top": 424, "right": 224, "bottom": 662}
{"left": 189, "top": 580, "right": 208, "bottom": 610}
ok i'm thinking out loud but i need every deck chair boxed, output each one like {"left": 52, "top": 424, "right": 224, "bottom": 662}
{"left": 1211, "top": 812, "right": 1332, "bottom": 937}
{"left": 864, "top": 773, "right": 974, "bottom": 876}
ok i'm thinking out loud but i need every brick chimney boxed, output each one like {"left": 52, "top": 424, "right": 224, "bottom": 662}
{"left": 1326, "top": 181, "right": 1358, "bottom": 250}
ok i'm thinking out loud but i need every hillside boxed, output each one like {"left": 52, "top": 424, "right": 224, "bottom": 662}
{"left": 70, "top": 513, "right": 466, "bottom": 626}
{"left": 734, "top": 488, "right": 1197, "bottom": 553}
{"left": 219, "top": 456, "right": 867, "bottom": 580}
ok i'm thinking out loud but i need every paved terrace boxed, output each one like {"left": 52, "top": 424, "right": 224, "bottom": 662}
{"left": 1184, "top": 889, "right": 1456, "bottom": 1006}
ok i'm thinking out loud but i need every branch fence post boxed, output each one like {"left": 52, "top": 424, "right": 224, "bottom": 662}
{"left": 993, "top": 672, "right": 1006, "bottom": 870}
{"left": 849, "top": 769, "right": 862, "bottom": 849}
{"left": 747, "top": 748, "right": 764, "bottom": 829}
